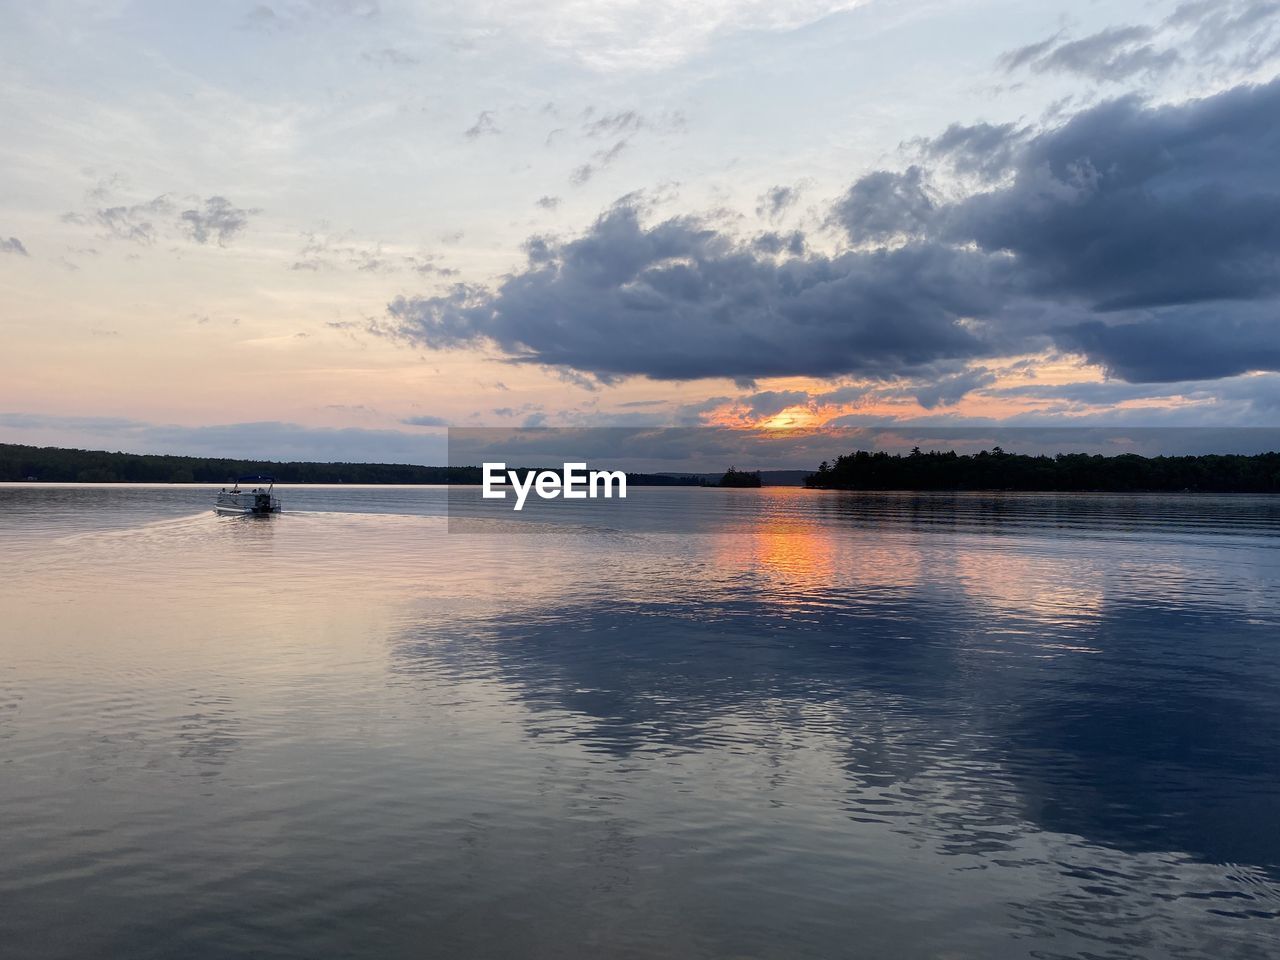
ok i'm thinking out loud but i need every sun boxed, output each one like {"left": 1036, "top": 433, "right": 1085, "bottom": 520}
{"left": 757, "top": 405, "right": 822, "bottom": 430}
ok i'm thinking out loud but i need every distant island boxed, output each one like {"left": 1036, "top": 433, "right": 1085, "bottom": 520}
{"left": 718, "top": 467, "right": 762, "bottom": 488}
{"left": 805, "top": 448, "right": 1280, "bottom": 493}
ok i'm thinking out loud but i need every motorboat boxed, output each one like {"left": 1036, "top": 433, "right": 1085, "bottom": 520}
{"left": 214, "top": 476, "right": 282, "bottom": 516}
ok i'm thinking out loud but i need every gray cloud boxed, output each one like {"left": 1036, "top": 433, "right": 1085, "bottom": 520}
{"left": 62, "top": 191, "right": 255, "bottom": 248}
{"left": 917, "top": 122, "right": 1029, "bottom": 181}
{"left": 912, "top": 367, "right": 997, "bottom": 410}
{"left": 565, "top": 109, "right": 684, "bottom": 187}
{"left": 1168, "top": 1, "right": 1280, "bottom": 70}
{"left": 1003, "top": 25, "right": 1179, "bottom": 82}
{"left": 291, "top": 228, "right": 454, "bottom": 276}
{"left": 1000, "top": 3, "right": 1280, "bottom": 83}
{"left": 180, "top": 196, "right": 256, "bottom": 245}
{"left": 86, "top": 195, "right": 173, "bottom": 244}
{"left": 751, "top": 230, "right": 805, "bottom": 256}
{"left": 944, "top": 81, "right": 1280, "bottom": 310}
{"left": 465, "top": 111, "right": 499, "bottom": 139}
{"left": 570, "top": 140, "right": 628, "bottom": 186}
{"left": 832, "top": 167, "right": 936, "bottom": 243}
{"left": 386, "top": 201, "right": 996, "bottom": 381}
{"left": 402, "top": 415, "right": 448, "bottom": 427}
{"left": 1, "top": 236, "right": 28, "bottom": 256}
{"left": 1053, "top": 308, "right": 1280, "bottom": 383}
{"left": 382, "top": 77, "right": 1280, "bottom": 388}
{"left": 756, "top": 185, "right": 800, "bottom": 220}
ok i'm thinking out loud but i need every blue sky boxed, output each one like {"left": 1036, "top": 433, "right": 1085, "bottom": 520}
{"left": 1, "top": 1, "right": 1278, "bottom": 461}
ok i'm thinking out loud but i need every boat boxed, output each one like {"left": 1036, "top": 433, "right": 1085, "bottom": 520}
{"left": 214, "top": 476, "right": 282, "bottom": 516}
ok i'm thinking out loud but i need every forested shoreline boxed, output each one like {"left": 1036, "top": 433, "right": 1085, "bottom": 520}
{"left": 0, "top": 443, "right": 705, "bottom": 486}
{"left": 6, "top": 442, "right": 1280, "bottom": 492}
{"left": 805, "top": 448, "right": 1280, "bottom": 492}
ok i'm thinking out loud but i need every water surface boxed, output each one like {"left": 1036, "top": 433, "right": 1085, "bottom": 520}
{"left": 2, "top": 484, "right": 1278, "bottom": 959}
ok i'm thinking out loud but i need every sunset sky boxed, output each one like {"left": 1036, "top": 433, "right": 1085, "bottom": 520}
{"left": 2, "top": 0, "right": 1279, "bottom": 463}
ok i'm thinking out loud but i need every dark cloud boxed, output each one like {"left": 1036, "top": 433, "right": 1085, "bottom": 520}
{"left": 741, "top": 390, "right": 810, "bottom": 418}
{"left": 832, "top": 167, "right": 936, "bottom": 243}
{"left": 536, "top": 195, "right": 562, "bottom": 210}
{"left": 1053, "top": 308, "right": 1280, "bottom": 383}
{"left": 386, "top": 202, "right": 995, "bottom": 381}
{"left": 912, "top": 367, "right": 997, "bottom": 410}
{"left": 180, "top": 196, "right": 256, "bottom": 245}
{"left": 0, "top": 236, "right": 28, "bottom": 256}
{"left": 751, "top": 230, "right": 805, "bottom": 256}
{"left": 945, "top": 80, "right": 1280, "bottom": 310}
{"left": 382, "top": 77, "right": 1280, "bottom": 388}
{"left": 917, "top": 122, "right": 1029, "bottom": 181}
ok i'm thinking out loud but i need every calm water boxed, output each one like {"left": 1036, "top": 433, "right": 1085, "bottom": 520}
{"left": 2, "top": 483, "right": 1279, "bottom": 959}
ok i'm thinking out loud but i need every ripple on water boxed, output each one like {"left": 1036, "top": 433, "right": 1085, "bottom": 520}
{"left": 1, "top": 485, "right": 1279, "bottom": 959}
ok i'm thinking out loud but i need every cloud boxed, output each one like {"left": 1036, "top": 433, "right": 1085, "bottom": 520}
{"left": 82, "top": 195, "right": 173, "bottom": 245}
{"left": 1167, "top": 1, "right": 1280, "bottom": 70}
{"left": 751, "top": 230, "right": 805, "bottom": 256}
{"left": 180, "top": 196, "right": 257, "bottom": 245}
{"left": 756, "top": 185, "right": 800, "bottom": 220}
{"left": 916, "top": 122, "right": 1030, "bottom": 181}
{"left": 382, "top": 77, "right": 1280, "bottom": 388}
{"left": 0, "top": 236, "right": 28, "bottom": 256}
{"left": 832, "top": 167, "right": 937, "bottom": 243}
{"left": 912, "top": 367, "right": 997, "bottom": 409}
{"left": 467, "top": 0, "right": 869, "bottom": 72}
{"left": 1053, "top": 308, "right": 1280, "bottom": 383}
{"left": 944, "top": 81, "right": 1280, "bottom": 311}
{"left": 245, "top": 0, "right": 379, "bottom": 31}
{"left": 536, "top": 195, "right": 562, "bottom": 210}
{"left": 464, "top": 111, "right": 499, "bottom": 139}
{"left": 290, "top": 227, "right": 455, "bottom": 276}
{"left": 1001, "top": 25, "right": 1179, "bottom": 82}
{"left": 62, "top": 189, "right": 256, "bottom": 248}
{"left": 582, "top": 109, "right": 646, "bottom": 138}
{"left": 385, "top": 201, "right": 995, "bottom": 381}
{"left": 564, "top": 109, "right": 683, "bottom": 186}
{"left": 402, "top": 415, "right": 449, "bottom": 427}
{"left": 569, "top": 139, "right": 628, "bottom": 186}
{"left": 999, "top": 3, "right": 1280, "bottom": 84}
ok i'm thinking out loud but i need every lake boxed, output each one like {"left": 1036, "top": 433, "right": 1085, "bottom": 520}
{"left": 2, "top": 483, "right": 1278, "bottom": 959}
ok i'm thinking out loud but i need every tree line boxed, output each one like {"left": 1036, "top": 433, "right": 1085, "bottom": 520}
{"left": 805, "top": 447, "right": 1280, "bottom": 492}
{"left": 0, "top": 443, "right": 709, "bottom": 486}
